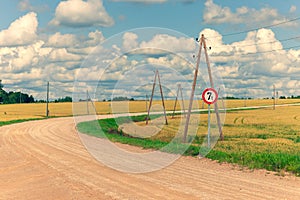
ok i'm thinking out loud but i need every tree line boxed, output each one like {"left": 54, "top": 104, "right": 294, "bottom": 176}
{"left": 0, "top": 80, "right": 72, "bottom": 104}
{"left": 0, "top": 80, "right": 34, "bottom": 104}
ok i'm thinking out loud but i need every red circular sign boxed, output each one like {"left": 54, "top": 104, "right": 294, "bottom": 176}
{"left": 202, "top": 88, "right": 218, "bottom": 105}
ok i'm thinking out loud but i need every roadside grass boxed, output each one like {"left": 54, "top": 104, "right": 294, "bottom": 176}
{"left": 78, "top": 105, "right": 300, "bottom": 176}
{"left": 77, "top": 115, "right": 200, "bottom": 156}
{"left": 0, "top": 118, "right": 46, "bottom": 127}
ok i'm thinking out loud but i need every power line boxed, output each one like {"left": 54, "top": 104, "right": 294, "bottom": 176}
{"left": 209, "top": 44, "right": 300, "bottom": 59}
{"left": 210, "top": 35, "right": 300, "bottom": 49}
{"left": 206, "top": 16, "right": 300, "bottom": 39}
{"left": 239, "top": 44, "right": 300, "bottom": 56}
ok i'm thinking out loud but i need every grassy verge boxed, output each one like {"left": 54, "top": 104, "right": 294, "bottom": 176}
{"left": 0, "top": 118, "right": 46, "bottom": 127}
{"left": 77, "top": 115, "right": 200, "bottom": 156}
{"left": 207, "top": 150, "right": 300, "bottom": 176}
{"left": 78, "top": 110, "right": 300, "bottom": 176}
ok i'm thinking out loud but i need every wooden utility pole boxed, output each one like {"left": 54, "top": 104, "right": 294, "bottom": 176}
{"left": 273, "top": 84, "right": 276, "bottom": 110}
{"left": 157, "top": 70, "right": 168, "bottom": 125}
{"left": 46, "top": 82, "right": 49, "bottom": 118}
{"left": 87, "top": 90, "right": 89, "bottom": 115}
{"left": 172, "top": 85, "right": 180, "bottom": 118}
{"left": 202, "top": 34, "right": 224, "bottom": 141}
{"left": 146, "top": 71, "right": 157, "bottom": 125}
{"left": 172, "top": 84, "right": 186, "bottom": 118}
{"left": 146, "top": 70, "right": 168, "bottom": 125}
{"left": 179, "top": 84, "right": 186, "bottom": 117}
{"left": 183, "top": 34, "right": 224, "bottom": 143}
{"left": 86, "top": 90, "right": 96, "bottom": 114}
{"left": 145, "top": 94, "right": 148, "bottom": 112}
{"left": 182, "top": 36, "right": 203, "bottom": 143}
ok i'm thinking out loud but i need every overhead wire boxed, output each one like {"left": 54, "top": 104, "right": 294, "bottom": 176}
{"left": 210, "top": 35, "right": 300, "bottom": 49}
{"left": 205, "top": 16, "right": 300, "bottom": 39}
{"left": 209, "top": 44, "right": 300, "bottom": 58}
{"left": 201, "top": 16, "right": 300, "bottom": 56}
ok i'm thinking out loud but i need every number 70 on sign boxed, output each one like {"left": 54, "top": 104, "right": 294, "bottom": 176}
{"left": 202, "top": 88, "right": 218, "bottom": 105}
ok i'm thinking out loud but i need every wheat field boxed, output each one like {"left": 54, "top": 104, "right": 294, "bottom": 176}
{"left": 0, "top": 99, "right": 299, "bottom": 121}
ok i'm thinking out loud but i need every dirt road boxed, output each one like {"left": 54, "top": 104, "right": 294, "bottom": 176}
{"left": 0, "top": 117, "right": 299, "bottom": 199}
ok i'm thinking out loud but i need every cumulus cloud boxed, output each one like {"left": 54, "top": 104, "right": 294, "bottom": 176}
{"left": 18, "top": 0, "right": 49, "bottom": 12}
{"left": 139, "top": 34, "right": 196, "bottom": 54}
{"left": 123, "top": 32, "right": 139, "bottom": 52}
{"left": 110, "top": 0, "right": 167, "bottom": 3}
{"left": 0, "top": 12, "right": 299, "bottom": 100}
{"left": 203, "top": 0, "right": 298, "bottom": 27}
{"left": 48, "top": 48, "right": 82, "bottom": 62}
{"left": 0, "top": 12, "right": 38, "bottom": 47}
{"left": 198, "top": 28, "right": 300, "bottom": 98}
{"left": 50, "top": 0, "right": 114, "bottom": 27}
{"left": 46, "top": 32, "right": 79, "bottom": 48}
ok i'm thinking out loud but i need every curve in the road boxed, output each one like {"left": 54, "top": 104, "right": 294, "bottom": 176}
{"left": 0, "top": 117, "right": 299, "bottom": 199}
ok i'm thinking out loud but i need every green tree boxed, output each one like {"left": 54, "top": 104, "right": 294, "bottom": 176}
{"left": 0, "top": 80, "right": 3, "bottom": 90}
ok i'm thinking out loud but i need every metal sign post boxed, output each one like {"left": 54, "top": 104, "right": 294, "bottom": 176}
{"left": 202, "top": 88, "right": 218, "bottom": 148}
{"left": 207, "top": 104, "right": 211, "bottom": 148}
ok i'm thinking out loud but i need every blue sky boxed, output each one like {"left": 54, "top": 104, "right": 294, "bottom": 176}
{"left": 0, "top": 0, "right": 299, "bottom": 100}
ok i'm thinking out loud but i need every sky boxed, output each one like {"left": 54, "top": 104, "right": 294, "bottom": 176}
{"left": 0, "top": 0, "right": 300, "bottom": 100}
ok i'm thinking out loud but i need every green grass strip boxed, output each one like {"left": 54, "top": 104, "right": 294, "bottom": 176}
{"left": 78, "top": 114, "right": 300, "bottom": 176}
{"left": 0, "top": 118, "right": 46, "bottom": 127}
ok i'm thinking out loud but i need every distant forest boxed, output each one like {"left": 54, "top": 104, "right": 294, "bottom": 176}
{"left": 0, "top": 80, "right": 72, "bottom": 104}
{"left": 0, "top": 80, "right": 34, "bottom": 104}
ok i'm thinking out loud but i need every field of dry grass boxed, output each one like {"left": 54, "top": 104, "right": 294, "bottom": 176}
{"left": 1, "top": 99, "right": 299, "bottom": 121}
{"left": 132, "top": 104, "right": 300, "bottom": 175}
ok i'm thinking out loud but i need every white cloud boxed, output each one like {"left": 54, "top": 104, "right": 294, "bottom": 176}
{"left": 0, "top": 12, "right": 38, "bottom": 47}
{"left": 123, "top": 32, "right": 139, "bottom": 52}
{"left": 46, "top": 32, "right": 79, "bottom": 48}
{"left": 110, "top": 0, "right": 167, "bottom": 3}
{"left": 86, "top": 30, "right": 105, "bottom": 46}
{"left": 48, "top": 48, "right": 82, "bottom": 62}
{"left": 18, "top": 0, "right": 49, "bottom": 12}
{"left": 140, "top": 34, "right": 196, "bottom": 53}
{"left": 50, "top": 0, "right": 114, "bottom": 27}
{"left": 0, "top": 41, "right": 45, "bottom": 73}
{"left": 196, "top": 28, "right": 300, "bottom": 98}
{"left": 203, "top": 0, "right": 298, "bottom": 27}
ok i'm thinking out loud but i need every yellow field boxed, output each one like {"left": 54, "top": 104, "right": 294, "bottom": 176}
{"left": 137, "top": 104, "right": 300, "bottom": 155}
{"left": 0, "top": 99, "right": 300, "bottom": 121}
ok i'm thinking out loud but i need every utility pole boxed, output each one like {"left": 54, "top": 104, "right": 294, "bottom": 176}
{"left": 145, "top": 94, "right": 148, "bottom": 113}
{"left": 46, "top": 82, "right": 49, "bottom": 118}
{"left": 179, "top": 84, "right": 186, "bottom": 117}
{"left": 87, "top": 90, "right": 96, "bottom": 113}
{"left": 244, "top": 91, "right": 247, "bottom": 107}
{"left": 157, "top": 70, "right": 168, "bottom": 125}
{"left": 172, "top": 85, "right": 180, "bottom": 118}
{"left": 146, "top": 70, "right": 157, "bottom": 125}
{"left": 183, "top": 34, "right": 224, "bottom": 143}
{"left": 172, "top": 84, "right": 186, "bottom": 118}
{"left": 273, "top": 84, "right": 276, "bottom": 110}
{"left": 87, "top": 90, "right": 89, "bottom": 115}
{"left": 183, "top": 35, "right": 203, "bottom": 143}
{"left": 146, "top": 70, "right": 168, "bottom": 125}
{"left": 202, "top": 34, "right": 224, "bottom": 141}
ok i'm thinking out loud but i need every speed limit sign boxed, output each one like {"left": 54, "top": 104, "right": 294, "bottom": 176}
{"left": 202, "top": 88, "right": 218, "bottom": 105}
